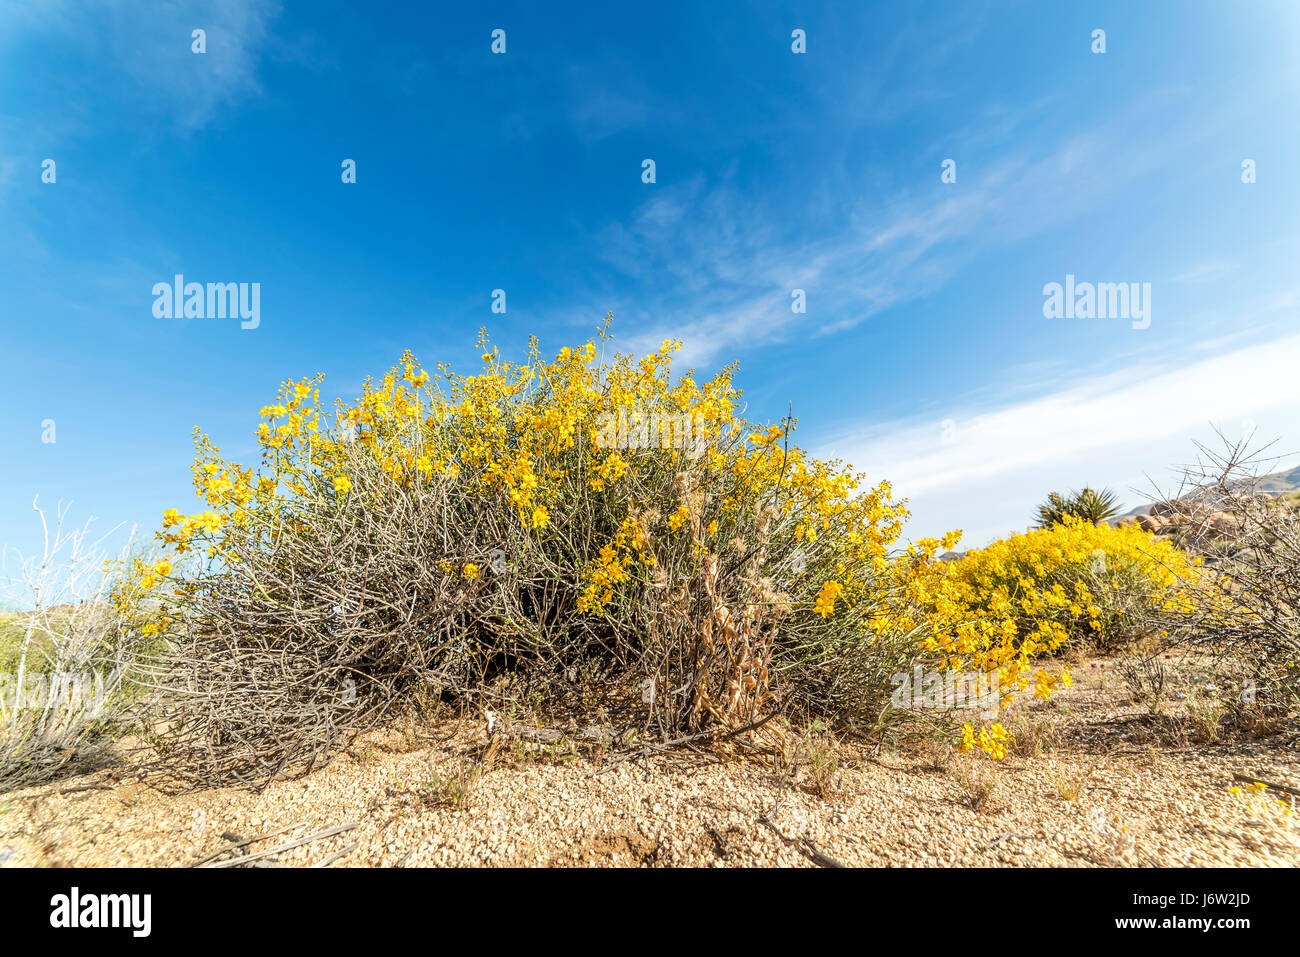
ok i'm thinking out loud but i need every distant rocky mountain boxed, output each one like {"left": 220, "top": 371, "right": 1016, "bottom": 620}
{"left": 1116, "top": 464, "right": 1300, "bottom": 519}
{"left": 1254, "top": 464, "right": 1300, "bottom": 493}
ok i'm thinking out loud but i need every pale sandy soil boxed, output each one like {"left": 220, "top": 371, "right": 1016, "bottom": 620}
{"left": 1, "top": 657, "right": 1297, "bottom": 867}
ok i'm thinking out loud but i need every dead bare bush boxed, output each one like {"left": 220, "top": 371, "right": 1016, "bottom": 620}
{"left": 0, "top": 500, "right": 143, "bottom": 791}
{"left": 1138, "top": 435, "right": 1300, "bottom": 727}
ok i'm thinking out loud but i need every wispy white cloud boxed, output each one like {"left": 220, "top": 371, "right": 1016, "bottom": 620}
{"left": 564, "top": 68, "right": 666, "bottom": 145}
{"left": 821, "top": 330, "right": 1300, "bottom": 546}
{"left": 3, "top": 0, "right": 281, "bottom": 131}
{"left": 596, "top": 84, "right": 1232, "bottom": 367}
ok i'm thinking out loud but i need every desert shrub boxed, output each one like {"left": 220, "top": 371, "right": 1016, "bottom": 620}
{"left": 1035, "top": 486, "right": 1122, "bottom": 528}
{"left": 0, "top": 501, "right": 143, "bottom": 791}
{"left": 1117, "top": 654, "right": 1168, "bottom": 713}
{"left": 1141, "top": 439, "right": 1300, "bottom": 723}
{"left": 928, "top": 516, "right": 1198, "bottom": 717}
{"left": 118, "top": 323, "right": 956, "bottom": 787}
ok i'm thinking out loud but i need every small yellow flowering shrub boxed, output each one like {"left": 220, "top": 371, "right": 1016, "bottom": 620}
{"left": 929, "top": 516, "right": 1199, "bottom": 757}
{"left": 117, "top": 321, "right": 958, "bottom": 785}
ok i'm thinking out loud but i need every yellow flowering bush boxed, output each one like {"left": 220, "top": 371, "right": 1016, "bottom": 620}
{"left": 924, "top": 516, "right": 1199, "bottom": 756}
{"left": 118, "top": 320, "right": 956, "bottom": 786}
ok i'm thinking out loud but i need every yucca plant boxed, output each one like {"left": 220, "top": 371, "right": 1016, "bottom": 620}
{"left": 1036, "top": 486, "right": 1121, "bottom": 528}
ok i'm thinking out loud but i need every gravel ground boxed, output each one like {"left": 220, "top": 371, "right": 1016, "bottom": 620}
{"left": 2, "top": 658, "right": 1297, "bottom": 868}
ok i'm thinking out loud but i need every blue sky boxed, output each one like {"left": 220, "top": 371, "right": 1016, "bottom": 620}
{"left": 2, "top": 0, "right": 1299, "bottom": 572}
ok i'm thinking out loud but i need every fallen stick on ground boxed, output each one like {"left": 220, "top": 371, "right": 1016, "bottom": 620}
{"left": 758, "top": 802, "right": 846, "bottom": 869}
{"left": 9, "top": 783, "right": 114, "bottom": 801}
{"left": 1232, "top": 773, "right": 1300, "bottom": 797}
{"left": 758, "top": 817, "right": 846, "bottom": 869}
{"left": 588, "top": 713, "right": 777, "bottom": 777}
{"left": 204, "top": 822, "right": 361, "bottom": 868}
{"left": 190, "top": 822, "right": 303, "bottom": 867}
{"left": 311, "top": 841, "right": 359, "bottom": 868}
{"left": 982, "top": 831, "right": 1034, "bottom": 852}
{"left": 507, "top": 724, "right": 617, "bottom": 744}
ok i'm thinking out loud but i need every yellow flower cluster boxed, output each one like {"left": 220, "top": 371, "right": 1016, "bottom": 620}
{"left": 814, "top": 580, "right": 844, "bottom": 618}
{"left": 577, "top": 514, "right": 655, "bottom": 614}
{"left": 108, "top": 556, "right": 177, "bottom": 638}
{"left": 927, "top": 515, "right": 1196, "bottom": 701}
{"left": 960, "top": 721, "right": 1010, "bottom": 759}
{"left": 1033, "top": 666, "right": 1073, "bottom": 701}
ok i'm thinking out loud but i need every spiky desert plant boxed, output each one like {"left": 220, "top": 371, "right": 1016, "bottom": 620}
{"left": 1036, "top": 486, "right": 1121, "bottom": 527}
{"left": 1036, "top": 491, "right": 1073, "bottom": 529}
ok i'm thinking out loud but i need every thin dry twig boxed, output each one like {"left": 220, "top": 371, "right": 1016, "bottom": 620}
{"left": 203, "top": 822, "right": 360, "bottom": 868}
{"left": 189, "top": 821, "right": 303, "bottom": 867}
{"left": 311, "top": 841, "right": 359, "bottom": 868}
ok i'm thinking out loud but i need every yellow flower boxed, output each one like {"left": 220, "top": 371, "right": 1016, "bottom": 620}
{"left": 333, "top": 475, "right": 352, "bottom": 494}
{"left": 463, "top": 563, "right": 479, "bottom": 579}
{"left": 959, "top": 723, "right": 976, "bottom": 752}
{"left": 667, "top": 504, "right": 689, "bottom": 531}
{"left": 814, "top": 580, "right": 844, "bottom": 618}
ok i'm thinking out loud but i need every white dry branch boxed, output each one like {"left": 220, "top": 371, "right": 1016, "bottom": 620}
{"left": 0, "top": 498, "right": 141, "bottom": 790}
